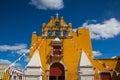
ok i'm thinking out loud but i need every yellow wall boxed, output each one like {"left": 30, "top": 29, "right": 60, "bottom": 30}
{"left": 29, "top": 16, "right": 119, "bottom": 80}
{"left": 30, "top": 28, "right": 93, "bottom": 80}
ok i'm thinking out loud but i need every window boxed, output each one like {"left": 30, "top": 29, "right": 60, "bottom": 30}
{"left": 53, "top": 46, "right": 61, "bottom": 56}
{"left": 63, "top": 30, "right": 68, "bottom": 37}
{"left": 55, "top": 21, "right": 60, "bottom": 27}
{"left": 55, "top": 30, "right": 60, "bottom": 37}
{"left": 48, "top": 30, "right": 52, "bottom": 37}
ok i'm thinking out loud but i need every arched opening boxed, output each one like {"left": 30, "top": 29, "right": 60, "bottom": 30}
{"left": 63, "top": 30, "right": 68, "bottom": 37}
{"left": 100, "top": 72, "right": 112, "bottom": 80}
{"left": 55, "top": 30, "right": 60, "bottom": 37}
{"left": 48, "top": 30, "right": 52, "bottom": 37}
{"left": 49, "top": 63, "right": 65, "bottom": 80}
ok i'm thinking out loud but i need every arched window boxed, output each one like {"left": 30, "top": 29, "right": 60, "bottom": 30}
{"left": 55, "top": 30, "right": 60, "bottom": 37}
{"left": 48, "top": 30, "right": 52, "bottom": 37}
{"left": 63, "top": 30, "right": 68, "bottom": 37}
{"left": 53, "top": 46, "right": 61, "bottom": 56}
{"left": 55, "top": 21, "right": 60, "bottom": 27}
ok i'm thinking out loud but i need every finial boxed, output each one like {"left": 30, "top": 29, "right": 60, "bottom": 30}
{"left": 56, "top": 13, "right": 59, "bottom": 18}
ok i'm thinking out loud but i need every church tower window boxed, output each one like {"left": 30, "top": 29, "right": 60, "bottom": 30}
{"left": 55, "top": 21, "right": 60, "bottom": 27}
{"left": 48, "top": 30, "right": 52, "bottom": 37}
{"left": 53, "top": 46, "right": 61, "bottom": 56}
{"left": 63, "top": 30, "right": 68, "bottom": 37}
{"left": 51, "top": 37, "right": 63, "bottom": 57}
{"left": 55, "top": 30, "right": 60, "bottom": 37}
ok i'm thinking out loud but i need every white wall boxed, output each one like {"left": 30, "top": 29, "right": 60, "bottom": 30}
{"left": 80, "top": 67, "right": 94, "bottom": 75}
{"left": 81, "top": 76, "right": 94, "bottom": 80}
{"left": 78, "top": 67, "right": 94, "bottom": 80}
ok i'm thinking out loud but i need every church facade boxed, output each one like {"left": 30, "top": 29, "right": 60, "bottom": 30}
{"left": 25, "top": 14, "right": 120, "bottom": 80}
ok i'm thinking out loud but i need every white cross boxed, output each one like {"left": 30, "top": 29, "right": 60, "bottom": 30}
{"left": 56, "top": 13, "right": 59, "bottom": 18}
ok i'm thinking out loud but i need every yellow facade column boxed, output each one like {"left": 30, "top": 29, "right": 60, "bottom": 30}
{"left": 42, "top": 23, "right": 46, "bottom": 36}
{"left": 68, "top": 23, "right": 72, "bottom": 36}
{"left": 52, "top": 30, "right": 55, "bottom": 36}
{"left": 60, "top": 30, "right": 63, "bottom": 37}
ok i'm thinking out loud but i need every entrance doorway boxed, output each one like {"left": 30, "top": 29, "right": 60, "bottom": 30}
{"left": 49, "top": 63, "right": 65, "bottom": 80}
{"left": 100, "top": 72, "right": 112, "bottom": 80}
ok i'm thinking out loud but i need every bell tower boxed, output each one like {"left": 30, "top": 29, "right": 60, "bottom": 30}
{"left": 42, "top": 13, "right": 73, "bottom": 38}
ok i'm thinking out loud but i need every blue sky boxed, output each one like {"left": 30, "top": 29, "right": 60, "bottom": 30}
{"left": 0, "top": 0, "right": 120, "bottom": 69}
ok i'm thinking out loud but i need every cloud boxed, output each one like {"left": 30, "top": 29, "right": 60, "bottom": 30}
{"left": 73, "top": 18, "right": 120, "bottom": 40}
{"left": 0, "top": 44, "right": 29, "bottom": 54}
{"left": 73, "top": 28, "right": 77, "bottom": 33}
{"left": 0, "top": 59, "right": 22, "bottom": 69}
{"left": 16, "top": 49, "right": 30, "bottom": 54}
{"left": 0, "top": 59, "right": 11, "bottom": 65}
{"left": 0, "top": 44, "right": 26, "bottom": 51}
{"left": 29, "top": 0, "right": 64, "bottom": 10}
{"left": 82, "top": 18, "right": 120, "bottom": 39}
{"left": 111, "top": 56, "right": 117, "bottom": 59}
{"left": 93, "top": 50, "right": 102, "bottom": 57}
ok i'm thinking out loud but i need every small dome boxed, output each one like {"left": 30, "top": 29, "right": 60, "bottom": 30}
{"left": 53, "top": 37, "right": 61, "bottom": 41}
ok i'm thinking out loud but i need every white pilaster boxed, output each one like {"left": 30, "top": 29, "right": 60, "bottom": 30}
{"left": 24, "top": 49, "right": 43, "bottom": 80}
{"left": 78, "top": 50, "right": 94, "bottom": 80}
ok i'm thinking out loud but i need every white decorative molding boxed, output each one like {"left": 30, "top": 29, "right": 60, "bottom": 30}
{"left": 24, "top": 49, "right": 43, "bottom": 80}
{"left": 78, "top": 50, "right": 94, "bottom": 80}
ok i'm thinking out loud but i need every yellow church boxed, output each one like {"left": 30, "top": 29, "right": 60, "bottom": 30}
{"left": 24, "top": 14, "right": 120, "bottom": 80}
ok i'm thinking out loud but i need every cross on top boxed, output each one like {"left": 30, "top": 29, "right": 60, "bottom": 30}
{"left": 56, "top": 13, "right": 59, "bottom": 18}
